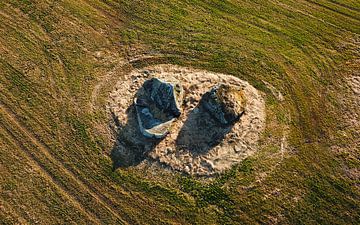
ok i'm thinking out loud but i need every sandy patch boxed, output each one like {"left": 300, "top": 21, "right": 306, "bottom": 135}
{"left": 108, "top": 65, "right": 266, "bottom": 175}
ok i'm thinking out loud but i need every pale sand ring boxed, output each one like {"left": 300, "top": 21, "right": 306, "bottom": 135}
{"left": 108, "top": 64, "right": 266, "bottom": 176}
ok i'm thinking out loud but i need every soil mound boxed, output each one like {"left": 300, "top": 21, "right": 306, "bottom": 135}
{"left": 108, "top": 65, "right": 266, "bottom": 175}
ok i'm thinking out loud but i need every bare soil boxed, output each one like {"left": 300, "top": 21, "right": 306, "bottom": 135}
{"left": 108, "top": 64, "right": 266, "bottom": 175}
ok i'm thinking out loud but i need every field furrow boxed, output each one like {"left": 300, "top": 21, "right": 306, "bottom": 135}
{"left": 0, "top": 127, "right": 100, "bottom": 224}
{"left": 1, "top": 0, "right": 359, "bottom": 224}
{"left": 304, "top": 0, "right": 360, "bottom": 22}
{"left": 0, "top": 103, "right": 128, "bottom": 224}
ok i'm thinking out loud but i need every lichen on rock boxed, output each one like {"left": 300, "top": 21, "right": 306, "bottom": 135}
{"left": 201, "top": 83, "right": 246, "bottom": 125}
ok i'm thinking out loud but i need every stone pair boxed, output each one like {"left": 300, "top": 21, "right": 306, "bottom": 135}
{"left": 134, "top": 78, "right": 246, "bottom": 139}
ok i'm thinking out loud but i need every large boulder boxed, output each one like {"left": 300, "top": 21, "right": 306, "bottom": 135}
{"left": 201, "top": 84, "right": 246, "bottom": 125}
{"left": 134, "top": 78, "right": 183, "bottom": 138}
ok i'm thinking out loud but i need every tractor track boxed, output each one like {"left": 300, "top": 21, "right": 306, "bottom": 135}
{"left": 327, "top": 0, "right": 360, "bottom": 13}
{"left": 304, "top": 0, "right": 360, "bottom": 22}
{"left": 0, "top": 54, "right": 181, "bottom": 225}
{"left": 0, "top": 126, "right": 101, "bottom": 225}
{"left": 0, "top": 102, "right": 129, "bottom": 225}
{"left": 0, "top": 198, "right": 28, "bottom": 224}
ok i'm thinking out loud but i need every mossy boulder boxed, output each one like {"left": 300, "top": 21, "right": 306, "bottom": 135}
{"left": 201, "top": 84, "right": 246, "bottom": 125}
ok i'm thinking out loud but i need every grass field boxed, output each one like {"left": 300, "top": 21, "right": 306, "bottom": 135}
{"left": 0, "top": 0, "right": 359, "bottom": 224}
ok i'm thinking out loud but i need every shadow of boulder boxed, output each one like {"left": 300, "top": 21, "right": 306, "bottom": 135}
{"left": 175, "top": 102, "right": 236, "bottom": 156}
{"left": 110, "top": 104, "right": 161, "bottom": 170}
{"left": 110, "top": 77, "right": 184, "bottom": 170}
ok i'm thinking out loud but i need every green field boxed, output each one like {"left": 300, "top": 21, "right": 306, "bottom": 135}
{"left": 0, "top": 0, "right": 359, "bottom": 224}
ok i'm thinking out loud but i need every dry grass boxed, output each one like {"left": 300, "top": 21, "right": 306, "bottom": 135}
{"left": 0, "top": 0, "right": 359, "bottom": 224}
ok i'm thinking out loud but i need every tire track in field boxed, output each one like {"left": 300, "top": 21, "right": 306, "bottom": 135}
{"left": 0, "top": 196, "right": 29, "bottom": 224}
{"left": 0, "top": 54, "right": 180, "bottom": 225}
{"left": 245, "top": 2, "right": 338, "bottom": 79}
{"left": 268, "top": 0, "right": 348, "bottom": 70}
{"left": 304, "top": 0, "right": 360, "bottom": 22}
{"left": 0, "top": 103, "right": 128, "bottom": 224}
{"left": 327, "top": 0, "right": 360, "bottom": 13}
{"left": 215, "top": 0, "right": 345, "bottom": 74}
{"left": 270, "top": 0, "right": 358, "bottom": 34}
{"left": 0, "top": 128, "right": 100, "bottom": 225}
{"left": 268, "top": 0, "right": 354, "bottom": 76}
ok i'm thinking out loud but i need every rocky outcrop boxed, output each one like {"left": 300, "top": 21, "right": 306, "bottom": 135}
{"left": 134, "top": 78, "right": 183, "bottom": 138}
{"left": 201, "top": 84, "right": 246, "bottom": 125}
{"left": 109, "top": 65, "right": 266, "bottom": 175}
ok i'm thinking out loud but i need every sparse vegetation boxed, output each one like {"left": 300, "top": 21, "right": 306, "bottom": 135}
{"left": 1, "top": 0, "right": 359, "bottom": 224}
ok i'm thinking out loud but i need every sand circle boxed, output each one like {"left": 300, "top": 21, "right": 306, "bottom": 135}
{"left": 108, "top": 65, "right": 266, "bottom": 176}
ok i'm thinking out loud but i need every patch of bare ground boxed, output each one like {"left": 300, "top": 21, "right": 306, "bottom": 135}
{"left": 338, "top": 73, "right": 360, "bottom": 182}
{"left": 331, "top": 35, "right": 360, "bottom": 187}
{"left": 108, "top": 65, "right": 266, "bottom": 176}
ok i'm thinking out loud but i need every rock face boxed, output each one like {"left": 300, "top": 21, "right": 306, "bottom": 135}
{"left": 201, "top": 84, "right": 246, "bottom": 125}
{"left": 134, "top": 78, "right": 183, "bottom": 138}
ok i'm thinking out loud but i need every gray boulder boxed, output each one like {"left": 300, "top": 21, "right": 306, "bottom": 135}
{"left": 134, "top": 78, "right": 183, "bottom": 138}
{"left": 201, "top": 84, "right": 246, "bottom": 125}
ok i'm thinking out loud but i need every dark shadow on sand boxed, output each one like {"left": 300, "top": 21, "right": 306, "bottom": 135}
{"left": 175, "top": 102, "right": 236, "bottom": 156}
{"left": 110, "top": 103, "right": 161, "bottom": 171}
